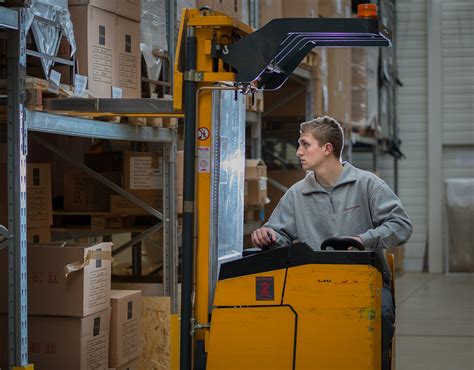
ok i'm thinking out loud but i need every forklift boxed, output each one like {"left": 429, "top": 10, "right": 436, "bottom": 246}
{"left": 173, "top": 5, "right": 393, "bottom": 369}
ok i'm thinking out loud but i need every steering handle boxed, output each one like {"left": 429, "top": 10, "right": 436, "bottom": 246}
{"left": 321, "top": 237, "right": 364, "bottom": 251}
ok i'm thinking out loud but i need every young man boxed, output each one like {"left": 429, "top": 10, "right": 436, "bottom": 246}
{"left": 251, "top": 116, "right": 413, "bottom": 370}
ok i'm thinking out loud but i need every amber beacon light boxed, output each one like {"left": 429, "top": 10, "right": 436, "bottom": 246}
{"left": 358, "top": 3, "right": 378, "bottom": 18}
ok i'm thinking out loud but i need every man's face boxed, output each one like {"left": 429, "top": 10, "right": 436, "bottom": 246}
{"left": 296, "top": 132, "right": 332, "bottom": 171}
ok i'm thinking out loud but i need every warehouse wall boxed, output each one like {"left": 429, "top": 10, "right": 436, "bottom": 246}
{"left": 439, "top": 0, "right": 474, "bottom": 271}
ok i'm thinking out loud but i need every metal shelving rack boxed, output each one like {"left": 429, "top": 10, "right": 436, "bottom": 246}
{"left": 1, "top": 6, "right": 179, "bottom": 368}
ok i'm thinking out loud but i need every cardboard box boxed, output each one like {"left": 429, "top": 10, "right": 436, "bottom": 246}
{"left": 176, "top": 150, "right": 184, "bottom": 196}
{"left": 116, "top": 0, "right": 141, "bottom": 22}
{"left": 70, "top": 5, "right": 116, "bottom": 97}
{"left": 110, "top": 194, "right": 163, "bottom": 214}
{"left": 116, "top": 358, "right": 139, "bottom": 370}
{"left": 109, "top": 290, "right": 142, "bottom": 367}
{"left": 244, "top": 159, "right": 267, "bottom": 207}
{"left": 282, "top": 0, "right": 318, "bottom": 18}
{"left": 85, "top": 152, "right": 163, "bottom": 197}
{"left": 69, "top": 0, "right": 141, "bottom": 21}
{"left": 115, "top": 16, "right": 141, "bottom": 98}
{"left": 0, "top": 163, "right": 53, "bottom": 228}
{"left": 319, "top": 0, "right": 351, "bottom": 18}
{"left": 259, "top": 0, "right": 282, "bottom": 26}
{"left": 63, "top": 171, "right": 122, "bottom": 212}
{"left": 0, "top": 242, "right": 112, "bottom": 316}
{"left": 327, "top": 48, "right": 352, "bottom": 124}
{"left": 197, "top": 0, "right": 242, "bottom": 20}
{"left": 68, "top": 0, "right": 116, "bottom": 13}
{"left": 265, "top": 169, "right": 306, "bottom": 220}
{"left": 177, "top": 195, "right": 183, "bottom": 214}
{"left": 28, "top": 227, "right": 51, "bottom": 244}
{"left": 1, "top": 309, "right": 111, "bottom": 370}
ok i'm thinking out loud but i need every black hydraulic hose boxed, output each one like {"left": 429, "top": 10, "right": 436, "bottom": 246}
{"left": 180, "top": 32, "right": 197, "bottom": 370}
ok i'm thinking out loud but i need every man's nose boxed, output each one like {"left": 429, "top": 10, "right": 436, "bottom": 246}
{"left": 296, "top": 146, "right": 303, "bottom": 157}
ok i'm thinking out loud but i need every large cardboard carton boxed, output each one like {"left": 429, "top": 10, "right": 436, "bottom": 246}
{"left": 259, "top": 0, "right": 282, "bottom": 26}
{"left": 244, "top": 159, "right": 267, "bottom": 207}
{"left": 115, "top": 16, "right": 141, "bottom": 98}
{"left": 327, "top": 48, "right": 352, "bottom": 124}
{"left": 197, "top": 0, "right": 242, "bottom": 20}
{"left": 1, "top": 309, "right": 111, "bottom": 370}
{"left": 116, "top": 358, "right": 139, "bottom": 370}
{"left": 109, "top": 290, "right": 142, "bottom": 367}
{"left": 116, "top": 0, "right": 141, "bottom": 22}
{"left": 318, "top": 0, "right": 351, "bottom": 18}
{"left": 69, "top": 0, "right": 141, "bottom": 21}
{"left": 68, "top": 0, "right": 116, "bottom": 13}
{"left": 28, "top": 227, "right": 51, "bottom": 244}
{"left": 63, "top": 171, "right": 122, "bottom": 212}
{"left": 0, "top": 163, "right": 52, "bottom": 228}
{"left": 0, "top": 242, "right": 112, "bottom": 316}
{"left": 110, "top": 194, "right": 163, "bottom": 214}
{"left": 282, "top": 0, "right": 318, "bottom": 18}
{"left": 84, "top": 151, "right": 163, "bottom": 197}
{"left": 70, "top": 5, "right": 116, "bottom": 97}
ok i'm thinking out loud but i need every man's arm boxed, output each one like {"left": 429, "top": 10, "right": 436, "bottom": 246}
{"left": 252, "top": 190, "right": 298, "bottom": 248}
{"left": 358, "top": 182, "right": 413, "bottom": 249}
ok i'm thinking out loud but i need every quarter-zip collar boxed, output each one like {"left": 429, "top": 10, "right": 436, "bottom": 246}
{"left": 301, "top": 162, "right": 358, "bottom": 195}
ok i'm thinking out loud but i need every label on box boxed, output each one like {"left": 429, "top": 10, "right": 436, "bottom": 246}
{"left": 259, "top": 177, "right": 267, "bottom": 191}
{"left": 49, "top": 69, "right": 61, "bottom": 88}
{"left": 86, "top": 333, "right": 107, "bottom": 368}
{"left": 119, "top": 53, "right": 138, "bottom": 89}
{"left": 92, "top": 46, "right": 113, "bottom": 83}
{"left": 197, "top": 147, "right": 210, "bottom": 173}
{"left": 122, "top": 319, "right": 138, "bottom": 357}
{"left": 112, "top": 86, "right": 123, "bottom": 98}
{"left": 73, "top": 74, "right": 88, "bottom": 97}
{"left": 129, "top": 157, "right": 162, "bottom": 190}
{"left": 88, "top": 268, "right": 109, "bottom": 308}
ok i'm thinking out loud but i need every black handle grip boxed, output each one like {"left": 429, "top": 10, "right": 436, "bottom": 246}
{"left": 321, "top": 237, "right": 364, "bottom": 251}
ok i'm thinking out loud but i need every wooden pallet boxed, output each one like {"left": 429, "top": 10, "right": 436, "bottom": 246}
{"left": 299, "top": 50, "right": 319, "bottom": 71}
{"left": 245, "top": 91, "right": 264, "bottom": 112}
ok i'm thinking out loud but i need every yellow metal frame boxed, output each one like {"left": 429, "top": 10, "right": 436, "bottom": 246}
{"left": 173, "top": 7, "right": 252, "bottom": 346}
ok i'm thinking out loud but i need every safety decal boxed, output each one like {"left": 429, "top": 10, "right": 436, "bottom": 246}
{"left": 256, "top": 276, "right": 274, "bottom": 301}
{"left": 197, "top": 127, "right": 210, "bottom": 141}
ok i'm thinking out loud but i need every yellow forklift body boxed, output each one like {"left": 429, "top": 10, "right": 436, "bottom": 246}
{"left": 207, "top": 249, "right": 382, "bottom": 370}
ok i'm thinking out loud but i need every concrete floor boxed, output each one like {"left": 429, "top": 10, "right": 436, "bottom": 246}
{"left": 395, "top": 273, "right": 474, "bottom": 370}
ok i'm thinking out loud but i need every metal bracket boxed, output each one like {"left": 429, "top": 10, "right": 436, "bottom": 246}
{"left": 184, "top": 70, "right": 204, "bottom": 82}
{"left": 0, "top": 225, "right": 10, "bottom": 239}
{"left": 190, "top": 317, "right": 211, "bottom": 336}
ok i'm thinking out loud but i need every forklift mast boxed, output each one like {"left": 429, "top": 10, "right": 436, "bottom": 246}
{"left": 173, "top": 6, "right": 391, "bottom": 370}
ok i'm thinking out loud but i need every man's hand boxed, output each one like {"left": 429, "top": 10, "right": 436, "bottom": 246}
{"left": 251, "top": 227, "right": 277, "bottom": 248}
{"left": 347, "top": 236, "right": 364, "bottom": 250}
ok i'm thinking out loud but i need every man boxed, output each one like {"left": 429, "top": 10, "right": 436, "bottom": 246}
{"left": 251, "top": 116, "right": 413, "bottom": 370}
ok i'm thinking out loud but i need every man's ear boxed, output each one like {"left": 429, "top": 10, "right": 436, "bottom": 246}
{"left": 324, "top": 143, "right": 333, "bottom": 156}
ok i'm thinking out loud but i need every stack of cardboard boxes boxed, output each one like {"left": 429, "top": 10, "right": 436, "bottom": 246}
{"left": 68, "top": 0, "right": 142, "bottom": 98}
{"left": 0, "top": 146, "right": 53, "bottom": 243}
{"left": 0, "top": 242, "right": 113, "bottom": 369}
{"left": 64, "top": 151, "right": 163, "bottom": 217}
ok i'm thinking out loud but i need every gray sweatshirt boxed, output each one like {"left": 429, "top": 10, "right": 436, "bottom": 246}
{"left": 264, "top": 162, "right": 413, "bottom": 285}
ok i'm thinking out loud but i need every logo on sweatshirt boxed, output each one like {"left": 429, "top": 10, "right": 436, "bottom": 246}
{"left": 343, "top": 205, "right": 361, "bottom": 212}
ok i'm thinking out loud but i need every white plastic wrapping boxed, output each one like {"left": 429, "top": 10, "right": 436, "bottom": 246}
{"left": 26, "top": 0, "right": 76, "bottom": 79}
{"left": 351, "top": 48, "right": 379, "bottom": 128}
{"left": 445, "top": 178, "right": 474, "bottom": 272}
{"left": 209, "top": 90, "right": 246, "bottom": 306}
{"left": 141, "top": 0, "right": 168, "bottom": 87}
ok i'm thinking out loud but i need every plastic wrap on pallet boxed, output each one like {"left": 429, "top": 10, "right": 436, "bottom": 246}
{"left": 26, "top": 0, "right": 76, "bottom": 79}
{"left": 445, "top": 178, "right": 474, "bottom": 272}
{"left": 141, "top": 0, "right": 168, "bottom": 85}
{"left": 177, "top": 0, "right": 197, "bottom": 30}
{"left": 351, "top": 48, "right": 379, "bottom": 128}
